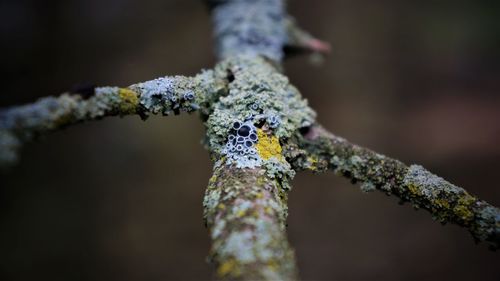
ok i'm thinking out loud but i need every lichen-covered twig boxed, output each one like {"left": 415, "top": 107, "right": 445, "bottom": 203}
{"left": 210, "top": 0, "right": 288, "bottom": 61}
{"left": 201, "top": 53, "right": 315, "bottom": 279}
{"left": 1, "top": 0, "right": 499, "bottom": 280}
{"left": 291, "top": 125, "right": 500, "bottom": 250}
{"left": 0, "top": 71, "right": 225, "bottom": 167}
{"left": 209, "top": 0, "right": 330, "bottom": 61}
{"left": 204, "top": 166, "right": 297, "bottom": 281}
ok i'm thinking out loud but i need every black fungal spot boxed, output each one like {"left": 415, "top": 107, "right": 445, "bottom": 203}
{"left": 233, "top": 121, "right": 241, "bottom": 130}
{"left": 238, "top": 125, "right": 251, "bottom": 137}
{"left": 245, "top": 141, "right": 253, "bottom": 148}
{"left": 249, "top": 133, "right": 257, "bottom": 141}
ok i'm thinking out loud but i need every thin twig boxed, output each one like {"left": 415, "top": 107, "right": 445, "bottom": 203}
{"left": 291, "top": 125, "right": 500, "bottom": 250}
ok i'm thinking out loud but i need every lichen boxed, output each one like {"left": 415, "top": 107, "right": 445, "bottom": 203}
{"left": 205, "top": 55, "right": 315, "bottom": 188}
{"left": 360, "top": 181, "right": 376, "bottom": 193}
{"left": 211, "top": 0, "right": 288, "bottom": 61}
{"left": 454, "top": 194, "right": 476, "bottom": 222}
{"left": 217, "top": 258, "right": 239, "bottom": 278}
{"left": 297, "top": 127, "right": 500, "bottom": 248}
{"left": 221, "top": 120, "right": 261, "bottom": 168}
{"left": 255, "top": 129, "right": 283, "bottom": 161}
{"left": 204, "top": 166, "right": 297, "bottom": 280}
{"left": 125, "top": 70, "right": 222, "bottom": 119}
{"left": 118, "top": 88, "right": 139, "bottom": 114}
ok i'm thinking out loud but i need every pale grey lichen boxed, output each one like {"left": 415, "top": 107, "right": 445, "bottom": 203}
{"left": 0, "top": 95, "right": 77, "bottom": 133}
{"left": 135, "top": 77, "right": 175, "bottom": 114}
{"left": 211, "top": 0, "right": 288, "bottom": 61}
{"left": 381, "top": 183, "right": 392, "bottom": 192}
{"left": 231, "top": 200, "right": 253, "bottom": 216}
{"left": 211, "top": 219, "right": 226, "bottom": 240}
{"left": 360, "top": 181, "right": 376, "bottom": 193}
{"left": 475, "top": 204, "right": 500, "bottom": 242}
{"left": 403, "top": 165, "right": 462, "bottom": 200}
{"left": 222, "top": 230, "right": 256, "bottom": 263}
{"left": 203, "top": 188, "right": 222, "bottom": 216}
{"left": 84, "top": 87, "right": 121, "bottom": 118}
{"left": 129, "top": 71, "right": 222, "bottom": 118}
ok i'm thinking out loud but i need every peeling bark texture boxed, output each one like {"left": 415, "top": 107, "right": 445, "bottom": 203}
{"left": 204, "top": 166, "right": 297, "bottom": 280}
{"left": 0, "top": 0, "right": 499, "bottom": 280}
{"left": 294, "top": 125, "right": 500, "bottom": 250}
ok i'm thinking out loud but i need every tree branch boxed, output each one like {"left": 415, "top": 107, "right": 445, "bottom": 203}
{"left": 210, "top": 0, "right": 287, "bottom": 61}
{"left": 284, "top": 16, "right": 331, "bottom": 56}
{"left": 0, "top": 71, "right": 226, "bottom": 167}
{"left": 291, "top": 124, "right": 500, "bottom": 250}
{"left": 1, "top": 0, "right": 499, "bottom": 280}
{"left": 204, "top": 165, "right": 297, "bottom": 280}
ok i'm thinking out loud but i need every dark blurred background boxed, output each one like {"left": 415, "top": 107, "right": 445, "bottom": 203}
{"left": 1, "top": 0, "right": 499, "bottom": 280}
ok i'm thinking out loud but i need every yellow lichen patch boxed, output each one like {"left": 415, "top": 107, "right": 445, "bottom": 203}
{"left": 118, "top": 88, "right": 139, "bottom": 114}
{"left": 406, "top": 184, "right": 421, "bottom": 196}
{"left": 433, "top": 198, "right": 450, "bottom": 209}
{"left": 236, "top": 210, "right": 246, "bottom": 217}
{"left": 209, "top": 175, "right": 218, "bottom": 184}
{"left": 307, "top": 156, "right": 318, "bottom": 171}
{"left": 255, "top": 192, "right": 264, "bottom": 199}
{"left": 257, "top": 176, "right": 266, "bottom": 186}
{"left": 218, "top": 203, "right": 226, "bottom": 210}
{"left": 453, "top": 194, "right": 476, "bottom": 221}
{"left": 217, "top": 259, "right": 238, "bottom": 277}
{"left": 251, "top": 210, "right": 260, "bottom": 218}
{"left": 255, "top": 129, "right": 283, "bottom": 161}
{"left": 267, "top": 259, "right": 279, "bottom": 272}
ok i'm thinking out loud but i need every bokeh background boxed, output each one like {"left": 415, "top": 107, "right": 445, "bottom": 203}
{"left": 1, "top": 0, "right": 499, "bottom": 280}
